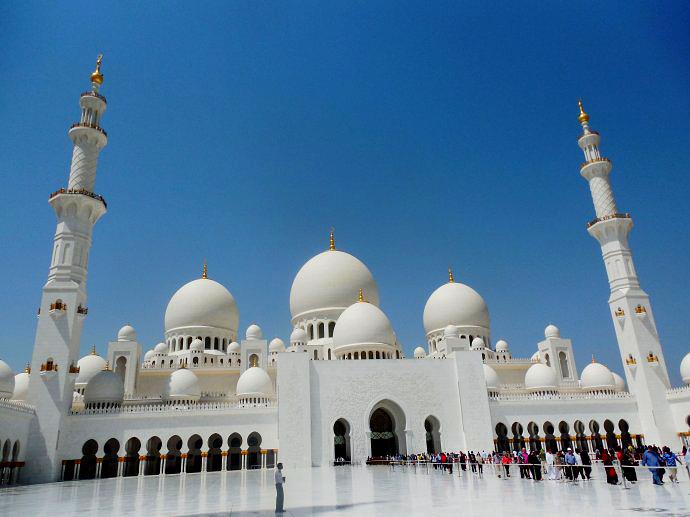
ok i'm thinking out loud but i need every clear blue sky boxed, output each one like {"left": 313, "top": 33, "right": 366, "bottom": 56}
{"left": 1, "top": 2, "right": 689, "bottom": 384}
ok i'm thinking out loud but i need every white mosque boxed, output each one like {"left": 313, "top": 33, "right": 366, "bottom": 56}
{"left": 1, "top": 57, "right": 689, "bottom": 486}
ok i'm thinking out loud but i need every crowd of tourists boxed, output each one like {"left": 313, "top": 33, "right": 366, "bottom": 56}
{"left": 368, "top": 444, "right": 690, "bottom": 487}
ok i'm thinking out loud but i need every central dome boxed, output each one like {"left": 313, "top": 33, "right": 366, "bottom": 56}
{"left": 290, "top": 249, "right": 379, "bottom": 322}
{"left": 165, "top": 278, "right": 239, "bottom": 335}
{"left": 332, "top": 301, "right": 395, "bottom": 350}
{"left": 423, "top": 281, "right": 489, "bottom": 335}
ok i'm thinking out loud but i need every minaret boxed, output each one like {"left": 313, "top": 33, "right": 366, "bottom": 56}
{"left": 577, "top": 100, "right": 675, "bottom": 445}
{"left": 24, "top": 56, "right": 109, "bottom": 483}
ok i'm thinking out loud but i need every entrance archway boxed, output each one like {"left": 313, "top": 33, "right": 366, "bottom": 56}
{"left": 495, "top": 423, "right": 509, "bottom": 452}
{"left": 369, "top": 400, "right": 406, "bottom": 458}
{"left": 207, "top": 434, "right": 223, "bottom": 472}
{"left": 186, "top": 434, "right": 203, "bottom": 473}
{"left": 145, "top": 436, "right": 162, "bottom": 475}
{"left": 247, "top": 432, "right": 262, "bottom": 469}
{"left": 333, "top": 419, "right": 351, "bottom": 463}
{"left": 124, "top": 437, "right": 141, "bottom": 477}
{"left": 424, "top": 416, "right": 441, "bottom": 454}
{"left": 79, "top": 439, "right": 98, "bottom": 480}
{"left": 165, "top": 435, "right": 182, "bottom": 474}
{"left": 227, "top": 433, "right": 242, "bottom": 470}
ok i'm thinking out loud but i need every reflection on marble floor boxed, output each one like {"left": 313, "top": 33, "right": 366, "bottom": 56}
{"left": 1, "top": 465, "right": 689, "bottom": 516}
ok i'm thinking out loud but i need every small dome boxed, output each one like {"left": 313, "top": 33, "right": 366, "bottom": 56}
{"left": 524, "top": 363, "right": 557, "bottom": 391}
{"left": 165, "top": 278, "right": 239, "bottom": 335}
{"left": 227, "top": 341, "right": 241, "bottom": 354}
{"left": 443, "top": 325, "right": 459, "bottom": 338}
{"left": 84, "top": 369, "right": 124, "bottom": 405}
{"left": 612, "top": 372, "right": 626, "bottom": 392}
{"left": 290, "top": 249, "right": 379, "bottom": 322}
{"left": 246, "top": 324, "right": 263, "bottom": 340}
{"left": 483, "top": 364, "right": 499, "bottom": 390}
{"left": 423, "top": 281, "right": 490, "bottom": 335}
{"left": 531, "top": 351, "right": 540, "bottom": 362}
{"left": 290, "top": 327, "right": 307, "bottom": 344}
{"left": 76, "top": 351, "right": 107, "bottom": 384}
{"left": 11, "top": 371, "right": 29, "bottom": 401}
{"left": 269, "top": 338, "right": 285, "bottom": 353}
{"left": 580, "top": 360, "right": 615, "bottom": 390}
{"left": 544, "top": 324, "right": 560, "bottom": 339}
{"left": 189, "top": 338, "right": 204, "bottom": 352}
{"left": 154, "top": 342, "right": 169, "bottom": 354}
{"left": 165, "top": 368, "right": 201, "bottom": 400}
{"left": 144, "top": 350, "right": 155, "bottom": 361}
{"left": 332, "top": 301, "right": 395, "bottom": 351}
{"left": 681, "top": 353, "right": 690, "bottom": 385}
{"left": 470, "top": 337, "right": 486, "bottom": 350}
{"left": 236, "top": 367, "right": 274, "bottom": 399}
{"left": 0, "top": 361, "right": 14, "bottom": 399}
{"left": 495, "top": 340, "right": 509, "bottom": 352}
{"left": 117, "top": 324, "right": 137, "bottom": 342}
{"left": 413, "top": 346, "right": 426, "bottom": 359}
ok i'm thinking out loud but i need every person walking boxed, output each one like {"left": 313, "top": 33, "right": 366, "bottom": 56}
{"left": 564, "top": 448, "right": 576, "bottom": 481}
{"left": 662, "top": 447, "right": 679, "bottom": 483}
{"left": 502, "top": 452, "right": 511, "bottom": 477}
{"left": 642, "top": 446, "right": 663, "bottom": 485}
{"left": 274, "top": 462, "right": 286, "bottom": 513}
{"left": 545, "top": 449, "right": 556, "bottom": 480}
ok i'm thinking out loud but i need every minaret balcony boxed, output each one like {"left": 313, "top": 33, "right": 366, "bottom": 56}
{"left": 40, "top": 361, "right": 58, "bottom": 378}
{"left": 69, "top": 122, "right": 107, "bottom": 137}
{"left": 68, "top": 363, "right": 80, "bottom": 377}
{"left": 68, "top": 122, "right": 108, "bottom": 148}
{"left": 634, "top": 304, "right": 647, "bottom": 317}
{"left": 49, "top": 301, "right": 67, "bottom": 320}
{"left": 80, "top": 91, "right": 107, "bottom": 104}
{"left": 49, "top": 188, "right": 108, "bottom": 209}
{"left": 587, "top": 212, "right": 631, "bottom": 228}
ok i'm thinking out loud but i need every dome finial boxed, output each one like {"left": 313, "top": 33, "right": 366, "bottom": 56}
{"left": 448, "top": 267, "right": 455, "bottom": 283}
{"left": 578, "top": 99, "right": 590, "bottom": 124}
{"left": 329, "top": 228, "right": 335, "bottom": 251}
{"left": 103, "top": 361, "right": 110, "bottom": 371}
{"left": 24, "top": 362, "right": 31, "bottom": 373}
{"left": 90, "top": 53, "right": 104, "bottom": 90}
{"left": 358, "top": 288, "right": 364, "bottom": 302}
{"left": 202, "top": 260, "right": 208, "bottom": 279}
{"left": 90, "top": 345, "right": 97, "bottom": 355}
{"left": 591, "top": 354, "right": 596, "bottom": 364}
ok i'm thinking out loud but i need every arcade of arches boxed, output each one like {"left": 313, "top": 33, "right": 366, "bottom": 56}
{"left": 494, "top": 418, "right": 643, "bottom": 453}
{"left": 60, "top": 432, "right": 277, "bottom": 481}
{"left": 0, "top": 438, "right": 22, "bottom": 485}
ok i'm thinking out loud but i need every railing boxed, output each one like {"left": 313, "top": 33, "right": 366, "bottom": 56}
{"left": 587, "top": 212, "right": 631, "bottom": 228}
{"left": 0, "top": 399, "right": 36, "bottom": 415}
{"left": 578, "top": 130, "right": 599, "bottom": 139}
{"left": 49, "top": 187, "right": 107, "bottom": 208}
{"left": 80, "top": 91, "right": 107, "bottom": 103}
{"left": 488, "top": 391, "right": 633, "bottom": 401}
{"left": 69, "top": 122, "right": 107, "bottom": 137}
{"left": 667, "top": 385, "right": 690, "bottom": 399}
{"left": 70, "top": 399, "right": 278, "bottom": 415}
{"left": 580, "top": 157, "right": 610, "bottom": 169}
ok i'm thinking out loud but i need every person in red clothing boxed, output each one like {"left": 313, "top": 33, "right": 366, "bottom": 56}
{"left": 501, "top": 452, "right": 512, "bottom": 477}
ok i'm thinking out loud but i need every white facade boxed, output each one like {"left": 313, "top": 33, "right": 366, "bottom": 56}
{"left": 1, "top": 64, "right": 690, "bottom": 486}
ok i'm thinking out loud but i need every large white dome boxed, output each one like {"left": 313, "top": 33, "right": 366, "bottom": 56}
{"left": 580, "top": 360, "right": 615, "bottom": 390}
{"left": 423, "top": 281, "right": 489, "bottom": 335}
{"left": 76, "top": 350, "right": 107, "bottom": 384}
{"left": 524, "top": 363, "right": 557, "bottom": 391}
{"left": 0, "top": 360, "right": 15, "bottom": 399}
{"left": 290, "top": 249, "right": 379, "bottom": 322}
{"left": 165, "top": 278, "right": 239, "bottom": 334}
{"left": 12, "top": 371, "right": 30, "bottom": 401}
{"left": 84, "top": 370, "right": 124, "bottom": 405}
{"left": 332, "top": 301, "right": 395, "bottom": 351}
{"left": 681, "top": 353, "right": 690, "bottom": 385}
{"left": 236, "top": 367, "right": 274, "bottom": 398}
{"left": 165, "top": 368, "right": 201, "bottom": 400}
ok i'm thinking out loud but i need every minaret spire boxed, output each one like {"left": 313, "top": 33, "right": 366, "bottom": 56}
{"left": 25, "top": 57, "right": 110, "bottom": 483}
{"left": 448, "top": 267, "right": 454, "bottom": 283}
{"left": 202, "top": 260, "right": 208, "bottom": 279}
{"left": 577, "top": 100, "right": 674, "bottom": 445}
{"left": 329, "top": 228, "right": 335, "bottom": 251}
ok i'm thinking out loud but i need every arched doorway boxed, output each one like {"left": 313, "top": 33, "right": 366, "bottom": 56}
{"left": 574, "top": 421, "right": 588, "bottom": 452}
{"left": 527, "top": 422, "right": 541, "bottom": 451}
{"left": 495, "top": 423, "right": 509, "bottom": 452}
{"left": 543, "top": 422, "right": 557, "bottom": 452}
{"left": 589, "top": 420, "right": 604, "bottom": 451}
{"left": 79, "top": 439, "right": 98, "bottom": 480}
{"left": 165, "top": 435, "right": 182, "bottom": 474}
{"left": 247, "top": 432, "right": 262, "bottom": 469}
{"left": 186, "top": 434, "right": 203, "bottom": 473}
{"left": 115, "top": 356, "right": 127, "bottom": 382}
{"left": 619, "top": 419, "right": 632, "bottom": 448}
{"left": 227, "top": 433, "right": 242, "bottom": 470}
{"left": 145, "top": 436, "right": 162, "bottom": 475}
{"left": 604, "top": 419, "right": 618, "bottom": 449}
{"left": 333, "top": 419, "right": 351, "bottom": 463}
{"left": 424, "top": 416, "right": 441, "bottom": 454}
{"left": 369, "top": 401, "right": 406, "bottom": 458}
{"left": 558, "top": 421, "right": 571, "bottom": 451}
{"left": 123, "top": 437, "right": 141, "bottom": 477}
{"left": 511, "top": 422, "right": 525, "bottom": 451}
{"left": 207, "top": 434, "right": 223, "bottom": 472}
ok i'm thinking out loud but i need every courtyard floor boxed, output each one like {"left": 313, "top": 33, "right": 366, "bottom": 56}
{"left": 1, "top": 464, "right": 690, "bottom": 516}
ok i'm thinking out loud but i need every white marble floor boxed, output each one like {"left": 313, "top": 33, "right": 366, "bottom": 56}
{"left": 1, "top": 465, "right": 689, "bottom": 516}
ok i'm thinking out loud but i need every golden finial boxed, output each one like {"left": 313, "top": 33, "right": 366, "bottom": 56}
{"left": 358, "top": 288, "right": 364, "bottom": 302}
{"left": 448, "top": 267, "right": 455, "bottom": 283}
{"left": 90, "top": 345, "right": 97, "bottom": 355}
{"left": 202, "top": 261, "right": 208, "bottom": 279}
{"left": 329, "top": 228, "right": 335, "bottom": 251}
{"left": 90, "top": 54, "right": 104, "bottom": 85}
{"left": 103, "top": 361, "right": 110, "bottom": 371}
{"left": 24, "top": 362, "right": 31, "bottom": 373}
{"left": 578, "top": 99, "right": 589, "bottom": 124}
{"left": 591, "top": 354, "right": 596, "bottom": 364}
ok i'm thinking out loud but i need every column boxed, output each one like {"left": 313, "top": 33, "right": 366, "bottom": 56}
{"left": 96, "top": 458, "right": 102, "bottom": 478}
{"left": 261, "top": 450, "right": 267, "bottom": 469}
{"left": 138, "top": 456, "right": 145, "bottom": 476}
{"left": 201, "top": 452, "right": 208, "bottom": 472}
{"left": 74, "top": 461, "right": 81, "bottom": 480}
{"left": 181, "top": 454, "right": 187, "bottom": 474}
{"left": 117, "top": 457, "right": 124, "bottom": 477}
{"left": 221, "top": 451, "right": 228, "bottom": 472}
{"left": 160, "top": 456, "right": 167, "bottom": 476}
{"left": 241, "top": 451, "right": 247, "bottom": 470}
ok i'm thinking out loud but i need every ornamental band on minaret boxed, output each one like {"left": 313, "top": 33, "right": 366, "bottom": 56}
{"left": 578, "top": 100, "right": 675, "bottom": 446}
{"left": 24, "top": 55, "right": 110, "bottom": 484}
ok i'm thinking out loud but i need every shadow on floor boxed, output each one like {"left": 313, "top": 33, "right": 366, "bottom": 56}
{"left": 180, "top": 500, "right": 384, "bottom": 516}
